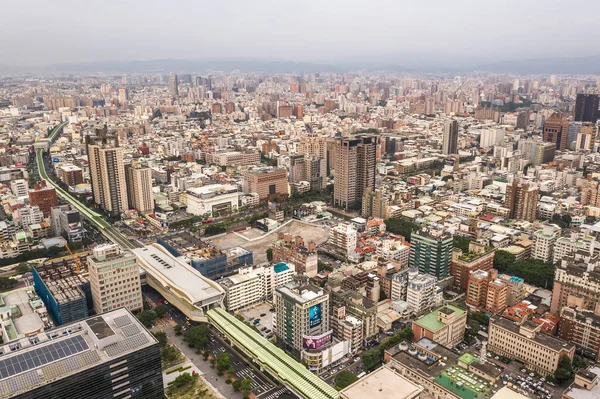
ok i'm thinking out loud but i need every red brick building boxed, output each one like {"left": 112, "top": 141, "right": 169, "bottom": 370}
{"left": 28, "top": 181, "right": 57, "bottom": 217}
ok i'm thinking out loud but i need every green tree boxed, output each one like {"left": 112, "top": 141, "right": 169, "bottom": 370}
{"left": 266, "top": 248, "right": 273, "bottom": 262}
{"left": 186, "top": 324, "right": 210, "bottom": 349}
{"left": 240, "top": 378, "right": 252, "bottom": 395}
{"left": 136, "top": 310, "right": 158, "bottom": 328}
{"left": 168, "top": 372, "right": 197, "bottom": 393}
{"left": 161, "top": 344, "right": 181, "bottom": 364}
{"left": 174, "top": 324, "right": 182, "bottom": 335}
{"left": 227, "top": 366, "right": 235, "bottom": 376}
{"left": 153, "top": 331, "right": 168, "bottom": 346}
{"left": 384, "top": 218, "right": 420, "bottom": 242}
{"left": 216, "top": 352, "right": 232, "bottom": 372}
{"left": 453, "top": 236, "right": 472, "bottom": 252}
{"left": 205, "top": 224, "right": 226, "bottom": 236}
{"left": 573, "top": 355, "right": 588, "bottom": 371}
{"left": 154, "top": 304, "right": 168, "bottom": 318}
{"left": 335, "top": 371, "right": 358, "bottom": 389}
{"left": 554, "top": 356, "right": 573, "bottom": 383}
{"left": 493, "top": 250, "right": 516, "bottom": 272}
{"left": 0, "top": 277, "right": 18, "bottom": 291}
{"left": 15, "top": 263, "right": 30, "bottom": 274}
{"left": 232, "top": 380, "right": 242, "bottom": 392}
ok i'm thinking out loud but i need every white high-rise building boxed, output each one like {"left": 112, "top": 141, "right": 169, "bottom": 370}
{"left": 406, "top": 270, "right": 437, "bottom": 316}
{"left": 87, "top": 244, "right": 143, "bottom": 314}
{"left": 10, "top": 179, "right": 28, "bottom": 197}
{"left": 553, "top": 233, "right": 595, "bottom": 264}
{"left": 329, "top": 223, "right": 358, "bottom": 258}
{"left": 532, "top": 225, "right": 560, "bottom": 263}
{"left": 219, "top": 262, "right": 296, "bottom": 312}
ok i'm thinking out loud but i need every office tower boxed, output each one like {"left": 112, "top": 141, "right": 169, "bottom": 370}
{"left": 27, "top": 181, "right": 57, "bottom": 218}
{"left": 273, "top": 283, "right": 330, "bottom": 356}
{"left": 574, "top": 93, "right": 599, "bottom": 122}
{"left": 168, "top": 72, "right": 179, "bottom": 97}
{"left": 125, "top": 159, "right": 154, "bottom": 213}
{"left": 86, "top": 130, "right": 128, "bottom": 217}
{"left": 409, "top": 229, "right": 453, "bottom": 279}
{"left": 333, "top": 136, "right": 378, "bottom": 210}
{"left": 504, "top": 180, "right": 539, "bottom": 222}
{"left": 543, "top": 112, "right": 569, "bottom": 150}
{"left": 442, "top": 120, "right": 459, "bottom": 154}
{"left": 87, "top": 244, "right": 143, "bottom": 314}
{"left": 0, "top": 308, "right": 163, "bottom": 399}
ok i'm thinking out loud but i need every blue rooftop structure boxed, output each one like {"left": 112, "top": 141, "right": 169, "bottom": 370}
{"left": 274, "top": 262, "right": 289, "bottom": 273}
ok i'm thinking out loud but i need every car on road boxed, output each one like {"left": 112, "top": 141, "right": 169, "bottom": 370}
{"left": 219, "top": 347, "right": 226, "bottom": 352}
{"left": 260, "top": 313, "right": 266, "bottom": 317}
{"left": 253, "top": 319, "right": 260, "bottom": 325}
{"left": 260, "top": 327, "right": 267, "bottom": 331}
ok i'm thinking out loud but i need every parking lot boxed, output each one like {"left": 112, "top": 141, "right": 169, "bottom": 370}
{"left": 205, "top": 333, "right": 275, "bottom": 396}
{"left": 501, "top": 360, "right": 565, "bottom": 399}
{"left": 238, "top": 302, "right": 275, "bottom": 340}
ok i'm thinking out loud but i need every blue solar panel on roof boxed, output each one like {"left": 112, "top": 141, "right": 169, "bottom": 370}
{"left": 0, "top": 335, "right": 89, "bottom": 381}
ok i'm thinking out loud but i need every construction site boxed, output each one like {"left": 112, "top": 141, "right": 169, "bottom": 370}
{"left": 31, "top": 252, "right": 93, "bottom": 326}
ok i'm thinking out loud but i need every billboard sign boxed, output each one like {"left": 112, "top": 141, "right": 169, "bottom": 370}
{"left": 309, "top": 304, "right": 322, "bottom": 328}
{"left": 303, "top": 331, "right": 332, "bottom": 350}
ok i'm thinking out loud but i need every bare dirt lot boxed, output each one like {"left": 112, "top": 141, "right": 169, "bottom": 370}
{"left": 207, "top": 220, "right": 330, "bottom": 264}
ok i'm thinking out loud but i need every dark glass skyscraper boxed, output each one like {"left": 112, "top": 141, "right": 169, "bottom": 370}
{"left": 574, "top": 93, "right": 599, "bottom": 122}
{"left": 2, "top": 308, "right": 163, "bottom": 399}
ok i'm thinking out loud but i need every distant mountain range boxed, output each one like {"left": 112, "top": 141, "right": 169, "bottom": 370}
{"left": 1, "top": 55, "right": 599, "bottom": 75}
{"left": 42, "top": 59, "right": 344, "bottom": 74}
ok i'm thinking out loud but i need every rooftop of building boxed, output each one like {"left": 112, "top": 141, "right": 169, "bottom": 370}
{"left": 277, "top": 283, "right": 327, "bottom": 304}
{"left": 388, "top": 339, "right": 459, "bottom": 378}
{"left": 490, "top": 316, "right": 575, "bottom": 352}
{"left": 133, "top": 244, "right": 224, "bottom": 305}
{"left": 0, "top": 308, "right": 156, "bottom": 398}
{"left": 186, "top": 183, "right": 238, "bottom": 197}
{"left": 339, "top": 365, "right": 422, "bottom": 399}
{"left": 564, "top": 366, "right": 600, "bottom": 399}
{"left": 414, "top": 305, "right": 465, "bottom": 332}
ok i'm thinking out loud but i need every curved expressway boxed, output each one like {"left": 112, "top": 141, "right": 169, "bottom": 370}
{"left": 36, "top": 122, "right": 138, "bottom": 250}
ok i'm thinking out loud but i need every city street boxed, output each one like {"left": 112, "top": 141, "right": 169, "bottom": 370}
{"left": 145, "top": 288, "right": 297, "bottom": 399}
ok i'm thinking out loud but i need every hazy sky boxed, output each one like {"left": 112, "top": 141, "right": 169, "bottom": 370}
{"left": 2, "top": 0, "right": 599, "bottom": 66}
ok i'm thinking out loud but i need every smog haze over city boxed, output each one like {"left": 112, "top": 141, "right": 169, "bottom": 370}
{"left": 2, "top": 0, "right": 600, "bottom": 73}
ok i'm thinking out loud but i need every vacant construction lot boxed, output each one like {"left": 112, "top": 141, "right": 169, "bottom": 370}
{"left": 207, "top": 220, "right": 330, "bottom": 264}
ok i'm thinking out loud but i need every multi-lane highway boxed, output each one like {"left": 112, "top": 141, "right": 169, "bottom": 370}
{"left": 36, "top": 122, "right": 138, "bottom": 250}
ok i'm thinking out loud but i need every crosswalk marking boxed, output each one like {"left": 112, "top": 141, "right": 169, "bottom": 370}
{"left": 258, "top": 386, "right": 287, "bottom": 399}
